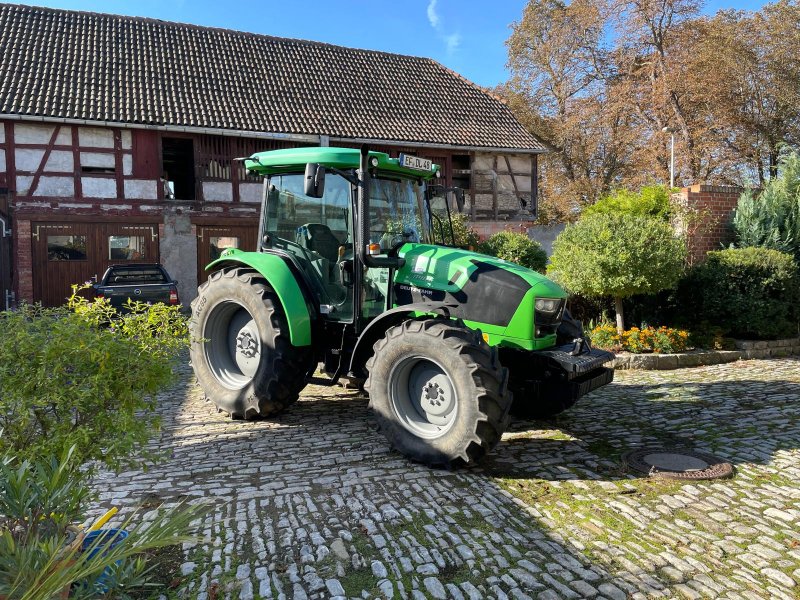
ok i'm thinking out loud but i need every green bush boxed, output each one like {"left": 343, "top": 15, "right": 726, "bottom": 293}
{"left": 479, "top": 231, "right": 548, "bottom": 272}
{"left": 732, "top": 152, "right": 800, "bottom": 262}
{"left": 449, "top": 212, "right": 481, "bottom": 249}
{"left": 548, "top": 213, "right": 686, "bottom": 332}
{"left": 678, "top": 247, "right": 799, "bottom": 339}
{"left": 0, "top": 446, "right": 203, "bottom": 599}
{"left": 584, "top": 185, "right": 673, "bottom": 220}
{"left": 0, "top": 290, "right": 189, "bottom": 471}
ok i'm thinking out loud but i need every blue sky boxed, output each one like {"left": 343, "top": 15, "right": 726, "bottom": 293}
{"left": 28, "top": 1, "right": 768, "bottom": 88}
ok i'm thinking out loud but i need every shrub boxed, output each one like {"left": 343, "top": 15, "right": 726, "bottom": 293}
{"left": 0, "top": 289, "right": 189, "bottom": 471}
{"left": 0, "top": 446, "right": 203, "bottom": 599}
{"left": 449, "top": 213, "right": 481, "bottom": 249}
{"left": 584, "top": 185, "right": 673, "bottom": 220}
{"left": 678, "top": 247, "right": 800, "bottom": 339}
{"left": 590, "top": 324, "right": 690, "bottom": 353}
{"left": 548, "top": 213, "right": 687, "bottom": 332}
{"left": 732, "top": 151, "right": 800, "bottom": 262}
{"left": 479, "top": 231, "right": 548, "bottom": 272}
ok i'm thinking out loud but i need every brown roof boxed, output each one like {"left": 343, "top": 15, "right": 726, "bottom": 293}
{"left": 0, "top": 4, "right": 544, "bottom": 151}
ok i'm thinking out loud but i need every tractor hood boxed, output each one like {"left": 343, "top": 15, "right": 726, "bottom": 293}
{"left": 393, "top": 244, "right": 566, "bottom": 347}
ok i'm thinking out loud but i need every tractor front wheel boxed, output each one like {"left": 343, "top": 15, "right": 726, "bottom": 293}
{"left": 365, "top": 320, "right": 512, "bottom": 468}
{"left": 189, "top": 267, "right": 312, "bottom": 419}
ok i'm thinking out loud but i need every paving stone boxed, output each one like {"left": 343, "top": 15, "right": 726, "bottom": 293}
{"left": 87, "top": 357, "right": 800, "bottom": 600}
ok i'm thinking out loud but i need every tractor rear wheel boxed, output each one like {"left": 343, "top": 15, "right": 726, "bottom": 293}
{"left": 189, "top": 267, "right": 312, "bottom": 419}
{"left": 365, "top": 320, "right": 512, "bottom": 468}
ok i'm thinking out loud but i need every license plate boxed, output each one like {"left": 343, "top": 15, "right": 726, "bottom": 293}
{"left": 398, "top": 154, "right": 432, "bottom": 172}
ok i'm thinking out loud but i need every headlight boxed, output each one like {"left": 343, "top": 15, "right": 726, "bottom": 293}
{"left": 535, "top": 298, "right": 562, "bottom": 314}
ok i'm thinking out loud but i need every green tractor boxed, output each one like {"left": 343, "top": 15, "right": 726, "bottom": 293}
{"left": 189, "top": 146, "right": 613, "bottom": 467}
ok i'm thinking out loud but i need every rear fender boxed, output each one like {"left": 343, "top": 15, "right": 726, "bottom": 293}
{"left": 206, "top": 250, "right": 313, "bottom": 346}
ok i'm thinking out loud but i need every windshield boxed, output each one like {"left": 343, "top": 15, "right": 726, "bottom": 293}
{"left": 368, "top": 177, "right": 432, "bottom": 250}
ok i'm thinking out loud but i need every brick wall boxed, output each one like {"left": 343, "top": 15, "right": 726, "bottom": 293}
{"left": 672, "top": 184, "right": 742, "bottom": 264}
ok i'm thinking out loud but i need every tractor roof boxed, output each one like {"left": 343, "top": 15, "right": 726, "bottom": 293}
{"left": 244, "top": 147, "right": 440, "bottom": 179}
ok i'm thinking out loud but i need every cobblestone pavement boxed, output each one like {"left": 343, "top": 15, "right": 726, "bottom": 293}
{"left": 91, "top": 358, "right": 800, "bottom": 599}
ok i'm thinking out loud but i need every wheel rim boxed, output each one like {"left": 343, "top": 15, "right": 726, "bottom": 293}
{"left": 204, "top": 300, "right": 261, "bottom": 389}
{"left": 388, "top": 356, "right": 458, "bottom": 439}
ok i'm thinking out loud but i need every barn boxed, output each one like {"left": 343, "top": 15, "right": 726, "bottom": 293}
{"left": 0, "top": 3, "right": 545, "bottom": 307}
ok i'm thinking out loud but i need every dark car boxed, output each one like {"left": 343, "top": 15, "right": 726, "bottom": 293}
{"left": 93, "top": 264, "right": 180, "bottom": 309}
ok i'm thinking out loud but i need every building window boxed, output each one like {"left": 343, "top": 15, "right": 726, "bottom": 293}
{"left": 47, "top": 235, "right": 87, "bottom": 261}
{"left": 210, "top": 236, "right": 239, "bottom": 260}
{"left": 109, "top": 235, "right": 146, "bottom": 260}
{"left": 452, "top": 154, "right": 471, "bottom": 191}
{"left": 161, "top": 137, "right": 195, "bottom": 200}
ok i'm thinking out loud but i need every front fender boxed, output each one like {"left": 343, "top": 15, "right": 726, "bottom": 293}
{"left": 206, "top": 249, "right": 313, "bottom": 346}
{"left": 348, "top": 302, "right": 457, "bottom": 378}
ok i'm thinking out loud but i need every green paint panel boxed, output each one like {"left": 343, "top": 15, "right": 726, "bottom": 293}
{"left": 206, "top": 249, "right": 313, "bottom": 346}
{"left": 244, "top": 147, "right": 440, "bottom": 179}
{"left": 395, "top": 244, "right": 567, "bottom": 349}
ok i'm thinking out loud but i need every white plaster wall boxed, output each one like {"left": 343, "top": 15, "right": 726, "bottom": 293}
{"left": 121, "top": 130, "right": 132, "bottom": 150}
{"left": 203, "top": 181, "right": 233, "bottom": 202}
{"left": 80, "top": 152, "right": 115, "bottom": 168}
{"left": 122, "top": 154, "right": 132, "bottom": 175}
{"left": 15, "top": 175, "right": 32, "bottom": 195}
{"left": 46, "top": 151, "right": 74, "bottom": 172}
{"left": 0, "top": 127, "right": 5, "bottom": 143}
{"left": 35, "top": 176, "right": 74, "bottom": 197}
{"left": 239, "top": 182, "right": 262, "bottom": 204}
{"left": 472, "top": 154, "right": 495, "bottom": 171}
{"left": 78, "top": 127, "right": 114, "bottom": 148}
{"left": 15, "top": 149, "right": 45, "bottom": 172}
{"left": 15, "top": 123, "right": 71, "bottom": 145}
{"left": 123, "top": 179, "right": 157, "bottom": 200}
{"left": 81, "top": 177, "right": 116, "bottom": 198}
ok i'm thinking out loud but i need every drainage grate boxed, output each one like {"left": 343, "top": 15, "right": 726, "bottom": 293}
{"left": 622, "top": 448, "right": 734, "bottom": 480}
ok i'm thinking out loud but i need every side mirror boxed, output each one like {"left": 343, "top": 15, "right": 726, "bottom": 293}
{"left": 304, "top": 163, "right": 326, "bottom": 198}
{"left": 173, "top": 280, "right": 179, "bottom": 286}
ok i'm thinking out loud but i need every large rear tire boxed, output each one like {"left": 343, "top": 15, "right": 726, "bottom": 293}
{"left": 365, "top": 320, "right": 512, "bottom": 468}
{"left": 189, "top": 267, "right": 312, "bottom": 419}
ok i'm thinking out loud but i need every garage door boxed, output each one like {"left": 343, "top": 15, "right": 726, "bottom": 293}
{"left": 196, "top": 224, "right": 257, "bottom": 285}
{"left": 32, "top": 222, "right": 160, "bottom": 306}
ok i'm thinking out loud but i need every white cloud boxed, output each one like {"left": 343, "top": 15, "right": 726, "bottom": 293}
{"left": 426, "top": 0, "right": 460, "bottom": 57}
{"left": 427, "top": 0, "right": 440, "bottom": 29}
{"left": 445, "top": 32, "right": 461, "bottom": 56}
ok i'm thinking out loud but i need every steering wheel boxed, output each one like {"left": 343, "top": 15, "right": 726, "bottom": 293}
{"left": 387, "top": 228, "right": 417, "bottom": 256}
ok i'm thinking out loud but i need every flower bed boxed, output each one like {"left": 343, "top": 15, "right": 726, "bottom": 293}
{"left": 590, "top": 324, "right": 690, "bottom": 354}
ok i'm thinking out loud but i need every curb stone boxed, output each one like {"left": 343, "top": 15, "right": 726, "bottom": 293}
{"left": 609, "top": 338, "right": 800, "bottom": 370}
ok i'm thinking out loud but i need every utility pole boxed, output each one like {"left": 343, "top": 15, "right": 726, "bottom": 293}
{"left": 662, "top": 127, "right": 676, "bottom": 188}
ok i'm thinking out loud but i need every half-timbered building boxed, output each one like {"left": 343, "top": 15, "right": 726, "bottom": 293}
{"left": 0, "top": 3, "right": 545, "bottom": 307}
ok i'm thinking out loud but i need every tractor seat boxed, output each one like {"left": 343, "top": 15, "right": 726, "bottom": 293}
{"left": 297, "top": 223, "right": 342, "bottom": 263}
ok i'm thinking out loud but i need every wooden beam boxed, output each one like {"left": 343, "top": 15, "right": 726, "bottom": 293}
{"left": 113, "top": 130, "right": 124, "bottom": 198}
{"left": 72, "top": 125, "right": 82, "bottom": 198}
{"left": 492, "top": 154, "right": 498, "bottom": 220}
{"left": 27, "top": 125, "right": 61, "bottom": 197}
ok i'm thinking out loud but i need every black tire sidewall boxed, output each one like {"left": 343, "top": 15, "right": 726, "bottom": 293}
{"left": 190, "top": 269, "right": 286, "bottom": 417}
{"left": 368, "top": 323, "right": 498, "bottom": 465}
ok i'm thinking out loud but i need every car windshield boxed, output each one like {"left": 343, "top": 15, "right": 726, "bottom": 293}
{"left": 369, "top": 176, "right": 432, "bottom": 249}
{"left": 106, "top": 268, "right": 167, "bottom": 285}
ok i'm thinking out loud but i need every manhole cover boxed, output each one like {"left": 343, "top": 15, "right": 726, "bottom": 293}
{"left": 622, "top": 448, "right": 734, "bottom": 480}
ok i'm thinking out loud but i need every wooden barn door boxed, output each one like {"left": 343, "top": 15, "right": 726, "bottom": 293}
{"left": 32, "top": 222, "right": 160, "bottom": 306}
{"left": 196, "top": 224, "right": 258, "bottom": 284}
